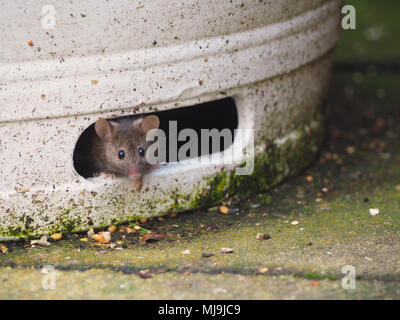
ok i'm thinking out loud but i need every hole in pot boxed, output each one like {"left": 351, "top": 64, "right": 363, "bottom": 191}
{"left": 73, "top": 97, "right": 238, "bottom": 178}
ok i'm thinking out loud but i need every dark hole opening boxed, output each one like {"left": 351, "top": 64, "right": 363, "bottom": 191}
{"left": 73, "top": 97, "right": 238, "bottom": 178}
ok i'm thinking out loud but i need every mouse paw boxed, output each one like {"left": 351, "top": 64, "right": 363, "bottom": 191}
{"left": 131, "top": 177, "right": 143, "bottom": 192}
{"left": 94, "top": 172, "right": 116, "bottom": 179}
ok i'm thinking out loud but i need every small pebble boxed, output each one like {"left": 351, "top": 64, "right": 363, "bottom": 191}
{"left": 138, "top": 270, "right": 152, "bottom": 279}
{"left": 30, "top": 236, "right": 50, "bottom": 247}
{"left": 87, "top": 228, "right": 95, "bottom": 239}
{"left": 202, "top": 252, "right": 214, "bottom": 258}
{"left": 369, "top": 208, "right": 380, "bottom": 216}
{"left": 346, "top": 146, "right": 355, "bottom": 154}
{"left": 291, "top": 220, "right": 299, "bottom": 225}
{"left": 220, "top": 247, "right": 234, "bottom": 254}
{"left": 182, "top": 249, "right": 191, "bottom": 255}
{"left": 256, "top": 233, "right": 271, "bottom": 240}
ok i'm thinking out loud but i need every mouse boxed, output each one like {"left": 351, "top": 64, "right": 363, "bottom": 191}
{"left": 90, "top": 114, "right": 160, "bottom": 191}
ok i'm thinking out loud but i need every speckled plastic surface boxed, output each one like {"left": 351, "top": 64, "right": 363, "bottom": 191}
{"left": 0, "top": 0, "right": 341, "bottom": 238}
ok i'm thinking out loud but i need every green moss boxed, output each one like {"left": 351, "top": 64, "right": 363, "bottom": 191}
{"left": 256, "top": 194, "right": 272, "bottom": 206}
{"left": 296, "top": 272, "right": 338, "bottom": 281}
{"left": 190, "top": 120, "right": 323, "bottom": 209}
{"left": 1, "top": 227, "right": 36, "bottom": 239}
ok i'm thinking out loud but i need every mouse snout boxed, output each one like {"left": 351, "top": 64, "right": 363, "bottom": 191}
{"left": 127, "top": 164, "right": 142, "bottom": 178}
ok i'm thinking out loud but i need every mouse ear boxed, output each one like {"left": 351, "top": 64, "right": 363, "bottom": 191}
{"left": 140, "top": 115, "right": 160, "bottom": 135}
{"left": 95, "top": 119, "right": 118, "bottom": 142}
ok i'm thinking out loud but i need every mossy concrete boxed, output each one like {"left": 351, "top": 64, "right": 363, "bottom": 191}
{"left": 1, "top": 67, "right": 400, "bottom": 298}
{"left": 1, "top": 268, "right": 399, "bottom": 300}
{"left": 1, "top": 68, "right": 400, "bottom": 299}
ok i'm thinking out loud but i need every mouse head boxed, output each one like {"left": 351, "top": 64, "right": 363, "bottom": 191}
{"left": 95, "top": 115, "right": 160, "bottom": 178}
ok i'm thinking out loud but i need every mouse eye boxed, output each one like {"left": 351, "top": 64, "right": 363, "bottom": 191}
{"left": 138, "top": 147, "right": 145, "bottom": 157}
{"left": 118, "top": 150, "right": 125, "bottom": 160}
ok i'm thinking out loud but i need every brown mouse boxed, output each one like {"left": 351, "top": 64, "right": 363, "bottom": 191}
{"left": 91, "top": 114, "right": 160, "bottom": 191}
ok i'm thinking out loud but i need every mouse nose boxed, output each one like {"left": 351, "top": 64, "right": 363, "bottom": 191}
{"left": 127, "top": 164, "right": 141, "bottom": 178}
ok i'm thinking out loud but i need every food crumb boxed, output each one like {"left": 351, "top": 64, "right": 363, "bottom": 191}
{"left": 0, "top": 244, "right": 8, "bottom": 254}
{"left": 220, "top": 247, "right": 234, "bottom": 254}
{"left": 219, "top": 205, "right": 230, "bottom": 215}
{"left": 258, "top": 267, "right": 269, "bottom": 274}
{"left": 50, "top": 233, "right": 62, "bottom": 241}
{"left": 312, "top": 281, "right": 320, "bottom": 287}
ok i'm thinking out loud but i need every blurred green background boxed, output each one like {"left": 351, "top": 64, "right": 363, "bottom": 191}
{"left": 335, "top": 0, "right": 400, "bottom": 63}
